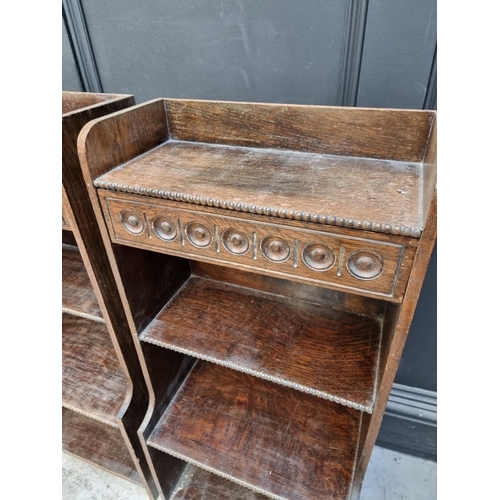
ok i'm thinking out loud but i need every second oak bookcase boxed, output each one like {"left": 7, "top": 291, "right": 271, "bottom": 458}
{"left": 77, "top": 98, "right": 437, "bottom": 500}
{"left": 62, "top": 92, "right": 160, "bottom": 498}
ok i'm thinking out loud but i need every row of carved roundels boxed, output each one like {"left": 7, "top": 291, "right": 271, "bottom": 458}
{"left": 120, "top": 211, "right": 384, "bottom": 280}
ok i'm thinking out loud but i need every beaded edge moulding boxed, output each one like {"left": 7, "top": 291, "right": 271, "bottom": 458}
{"left": 94, "top": 180, "right": 423, "bottom": 238}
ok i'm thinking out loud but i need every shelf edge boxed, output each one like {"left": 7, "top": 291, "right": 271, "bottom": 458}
{"left": 140, "top": 335, "right": 373, "bottom": 414}
{"left": 147, "top": 442, "right": 287, "bottom": 500}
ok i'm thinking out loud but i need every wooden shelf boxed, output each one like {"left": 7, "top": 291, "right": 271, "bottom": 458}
{"left": 169, "top": 463, "right": 267, "bottom": 500}
{"left": 62, "top": 313, "right": 127, "bottom": 426}
{"left": 148, "top": 361, "right": 361, "bottom": 500}
{"left": 63, "top": 407, "right": 141, "bottom": 484}
{"left": 95, "top": 132, "right": 428, "bottom": 237}
{"left": 140, "top": 276, "right": 382, "bottom": 411}
{"left": 62, "top": 244, "right": 103, "bottom": 322}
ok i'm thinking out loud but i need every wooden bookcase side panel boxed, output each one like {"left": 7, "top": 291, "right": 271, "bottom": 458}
{"left": 75, "top": 100, "right": 200, "bottom": 500}
{"left": 422, "top": 118, "right": 437, "bottom": 224}
{"left": 351, "top": 192, "right": 437, "bottom": 498}
{"left": 63, "top": 92, "right": 160, "bottom": 500}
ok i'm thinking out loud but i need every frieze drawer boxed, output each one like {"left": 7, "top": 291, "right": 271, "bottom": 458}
{"left": 100, "top": 194, "right": 414, "bottom": 301}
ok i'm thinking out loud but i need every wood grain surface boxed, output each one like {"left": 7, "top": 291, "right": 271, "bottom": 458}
{"left": 62, "top": 313, "right": 127, "bottom": 426}
{"left": 170, "top": 463, "right": 267, "bottom": 500}
{"left": 164, "top": 99, "right": 434, "bottom": 163}
{"left": 192, "top": 261, "right": 387, "bottom": 318}
{"left": 62, "top": 407, "right": 141, "bottom": 484}
{"left": 148, "top": 362, "right": 361, "bottom": 500}
{"left": 99, "top": 192, "right": 415, "bottom": 302}
{"left": 96, "top": 140, "right": 424, "bottom": 237}
{"left": 62, "top": 244, "right": 103, "bottom": 321}
{"left": 63, "top": 92, "right": 162, "bottom": 499}
{"left": 141, "top": 276, "right": 382, "bottom": 411}
{"left": 62, "top": 91, "right": 122, "bottom": 115}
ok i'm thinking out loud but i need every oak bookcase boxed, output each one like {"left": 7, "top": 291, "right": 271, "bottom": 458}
{"left": 62, "top": 92, "right": 159, "bottom": 498}
{"left": 77, "top": 98, "right": 436, "bottom": 499}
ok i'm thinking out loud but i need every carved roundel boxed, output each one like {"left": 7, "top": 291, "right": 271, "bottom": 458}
{"left": 152, "top": 216, "right": 177, "bottom": 242}
{"left": 222, "top": 228, "right": 250, "bottom": 255}
{"left": 302, "top": 243, "right": 336, "bottom": 271}
{"left": 346, "top": 250, "right": 384, "bottom": 280}
{"left": 185, "top": 222, "right": 212, "bottom": 248}
{"left": 120, "top": 210, "right": 144, "bottom": 234}
{"left": 261, "top": 235, "right": 290, "bottom": 262}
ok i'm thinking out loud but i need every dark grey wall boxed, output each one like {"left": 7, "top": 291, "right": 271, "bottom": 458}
{"left": 62, "top": 18, "right": 82, "bottom": 91}
{"left": 62, "top": 0, "right": 437, "bottom": 392}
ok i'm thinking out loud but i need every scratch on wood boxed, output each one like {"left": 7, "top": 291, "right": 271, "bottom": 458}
{"left": 337, "top": 247, "right": 345, "bottom": 277}
{"left": 178, "top": 219, "right": 184, "bottom": 245}
{"left": 144, "top": 213, "right": 151, "bottom": 238}
{"left": 215, "top": 225, "right": 220, "bottom": 253}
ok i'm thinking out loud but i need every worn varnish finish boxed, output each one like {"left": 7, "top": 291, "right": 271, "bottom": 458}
{"left": 170, "top": 464, "right": 267, "bottom": 500}
{"left": 96, "top": 141, "right": 424, "bottom": 235}
{"left": 148, "top": 362, "right": 361, "bottom": 500}
{"left": 62, "top": 245, "right": 103, "bottom": 321}
{"left": 62, "top": 408, "right": 141, "bottom": 484}
{"left": 99, "top": 192, "right": 415, "bottom": 302}
{"left": 62, "top": 92, "right": 161, "bottom": 499}
{"left": 191, "top": 261, "right": 387, "bottom": 319}
{"left": 78, "top": 98, "right": 437, "bottom": 499}
{"left": 140, "top": 276, "right": 382, "bottom": 411}
{"left": 351, "top": 192, "right": 438, "bottom": 499}
{"left": 62, "top": 313, "right": 127, "bottom": 426}
{"left": 163, "top": 99, "right": 433, "bottom": 163}
{"left": 62, "top": 186, "right": 73, "bottom": 231}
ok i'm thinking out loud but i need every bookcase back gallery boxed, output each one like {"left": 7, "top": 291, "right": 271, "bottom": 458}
{"left": 77, "top": 98, "right": 436, "bottom": 500}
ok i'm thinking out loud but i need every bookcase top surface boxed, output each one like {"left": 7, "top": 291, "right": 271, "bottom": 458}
{"left": 96, "top": 140, "right": 424, "bottom": 236}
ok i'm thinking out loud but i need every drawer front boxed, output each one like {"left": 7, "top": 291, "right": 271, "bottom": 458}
{"left": 100, "top": 194, "right": 413, "bottom": 301}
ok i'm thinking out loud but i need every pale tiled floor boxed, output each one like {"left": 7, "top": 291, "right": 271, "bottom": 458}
{"left": 62, "top": 446, "right": 436, "bottom": 499}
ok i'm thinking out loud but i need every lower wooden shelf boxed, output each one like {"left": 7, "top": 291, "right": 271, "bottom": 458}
{"left": 140, "top": 276, "right": 381, "bottom": 411}
{"left": 62, "top": 407, "right": 141, "bottom": 484}
{"left": 62, "top": 313, "right": 127, "bottom": 426}
{"left": 147, "top": 361, "right": 361, "bottom": 500}
{"left": 62, "top": 244, "right": 103, "bottom": 322}
{"left": 169, "top": 463, "right": 267, "bottom": 499}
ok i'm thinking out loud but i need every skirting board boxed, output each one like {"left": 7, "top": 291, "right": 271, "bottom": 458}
{"left": 376, "top": 383, "right": 437, "bottom": 461}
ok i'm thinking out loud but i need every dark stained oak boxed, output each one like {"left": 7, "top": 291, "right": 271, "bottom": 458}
{"left": 62, "top": 313, "right": 127, "bottom": 426}
{"left": 62, "top": 91, "right": 124, "bottom": 115}
{"left": 62, "top": 408, "right": 141, "bottom": 484}
{"left": 164, "top": 99, "right": 434, "bottom": 163}
{"left": 170, "top": 464, "right": 267, "bottom": 500}
{"left": 148, "top": 362, "right": 361, "bottom": 500}
{"left": 96, "top": 141, "right": 424, "bottom": 235}
{"left": 140, "top": 276, "right": 382, "bottom": 411}
{"left": 78, "top": 98, "right": 437, "bottom": 499}
{"left": 63, "top": 92, "right": 164, "bottom": 499}
{"left": 99, "top": 191, "right": 416, "bottom": 302}
{"left": 62, "top": 244, "right": 103, "bottom": 321}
